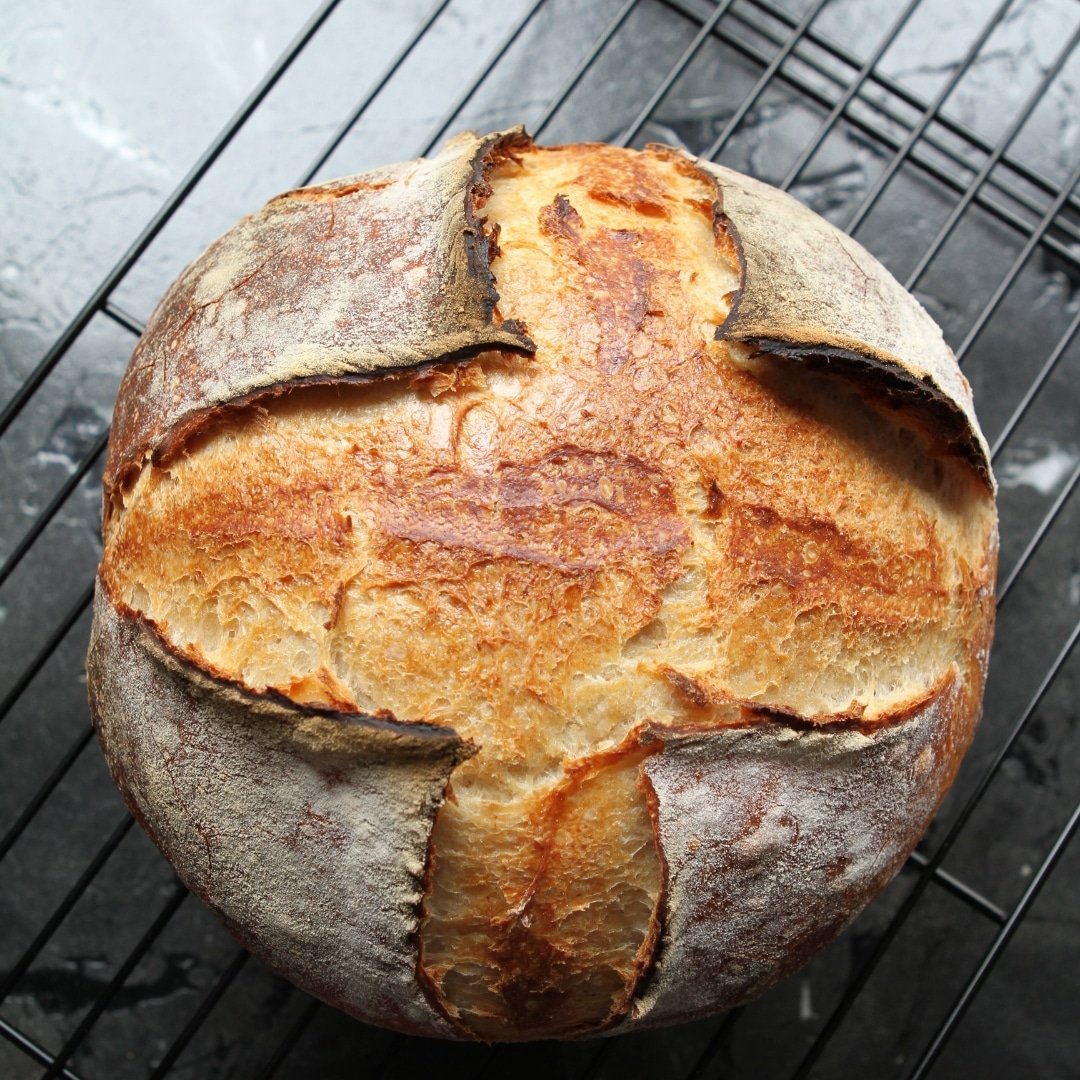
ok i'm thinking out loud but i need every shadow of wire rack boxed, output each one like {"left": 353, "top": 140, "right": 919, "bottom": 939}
{"left": 1, "top": 0, "right": 1078, "bottom": 1076}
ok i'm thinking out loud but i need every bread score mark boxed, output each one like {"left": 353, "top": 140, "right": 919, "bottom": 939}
{"left": 417, "top": 732, "right": 666, "bottom": 1040}
{"left": 690, "top": 152, "right": 994, "bottom": 490}
{"left": 96, "top": 584, "right": 476, "bottom": 761}
{"left": 87, "top": 585, "right": 469, "bottom": 1037}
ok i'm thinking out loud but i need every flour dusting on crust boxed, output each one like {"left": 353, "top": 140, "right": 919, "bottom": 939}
{"left": 630, "top": 680, "right": 958, "bottom": 1028}
{"left": 87, "top": 587, "right": 464, "bottom": 1037}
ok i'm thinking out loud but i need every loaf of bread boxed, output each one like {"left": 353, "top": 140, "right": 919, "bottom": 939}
{"left": 88, "top": 129, "right": 997, "bottom": 1041}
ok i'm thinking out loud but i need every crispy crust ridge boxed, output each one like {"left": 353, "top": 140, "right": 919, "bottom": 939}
{"left": 104, "top": 128, "right": 536, "bottom": 503}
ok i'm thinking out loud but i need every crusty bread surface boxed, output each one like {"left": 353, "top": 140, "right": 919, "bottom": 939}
{"left": 91, "top": 134, "right": 997, "bottom": 1040}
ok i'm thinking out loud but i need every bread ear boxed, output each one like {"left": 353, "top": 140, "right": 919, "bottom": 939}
{"left": 684, "top": 154, "right": 993, "bottom": 490}
{"left": 87, "top": 585, "right": 468, "bottom": 1037}
{"left": 631, "top": 672, "right": 962, "bottom": 1028}
{"left": 104, "top": 128, "right": 536, "bottom": 503}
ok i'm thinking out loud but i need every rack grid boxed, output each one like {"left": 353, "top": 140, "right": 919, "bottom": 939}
{"left": 1, "top": 0, "right": 1077, "bottom": 1077}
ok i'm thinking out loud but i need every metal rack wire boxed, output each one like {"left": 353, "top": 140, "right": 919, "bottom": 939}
{"left": 1, "top": 0, "right": 1077, "bottom": 1076}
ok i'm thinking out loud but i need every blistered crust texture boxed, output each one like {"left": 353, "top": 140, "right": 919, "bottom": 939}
{"left": 91, "top": 131, "right": 997, "bottom": 1041}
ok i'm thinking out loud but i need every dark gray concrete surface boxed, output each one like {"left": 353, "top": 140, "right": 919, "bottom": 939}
{"left": 1, "top": 0, "right": 1078, "bottom": 1077}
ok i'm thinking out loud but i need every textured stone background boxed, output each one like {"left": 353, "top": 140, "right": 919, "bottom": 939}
{"left": 1, "top": 0, "right": 1078, "bottom": 1077}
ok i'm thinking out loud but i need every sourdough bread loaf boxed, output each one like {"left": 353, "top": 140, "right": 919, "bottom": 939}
{"left": 88, "top": 129, "right": 997, "bottom": 1041}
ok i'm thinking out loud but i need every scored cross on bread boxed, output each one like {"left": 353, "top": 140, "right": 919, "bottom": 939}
{"left": 89, "top": 130, "right": 997, "bottom": 1040}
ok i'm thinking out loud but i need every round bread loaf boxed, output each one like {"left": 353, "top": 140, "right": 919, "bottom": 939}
{"left": 88, "top": 128, "right": 998, "bottom": 1041}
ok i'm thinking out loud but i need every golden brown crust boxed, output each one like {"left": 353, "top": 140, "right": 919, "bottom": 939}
{"left": 103, "top": 128, "right": 535, "bottom": 503}
{"left": 378, "top": 446, "right": 688, "bottom": 570}
{"left": 418, "top": 732, "right": 664, "bottom": 1040}
{"left": 91, "top": 131, "right": 998, "bottom": 1042}
{"left": 96, "top": 573, "right": 472, "bottom": 761}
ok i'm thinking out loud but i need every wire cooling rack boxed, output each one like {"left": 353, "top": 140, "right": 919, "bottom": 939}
{"left": 1, "top": 0, "right": 1078, "bottom": 1076}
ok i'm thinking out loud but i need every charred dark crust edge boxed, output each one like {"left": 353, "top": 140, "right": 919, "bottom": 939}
{"left": 603, "top": 760, "right": 669, "bottom": 1038}
{"left": 134, "top": 347, "right": 536, "bottom": 487}
{"left": 413, "top": 820, "right": 478, "bottom": 1041}
{"left": 712, "top": 218, "right": 995, "bottom": 492}
{"left": 717, "top": 290, "right": 995, "bottom": 493}
{"left": 741, "top": 343, "right": 992, "bottom": 487}
{"left": 657, "top": 665, "right": 959, "bottom": 733}
{"left": 465, "top": 126, "right": 537, "bottom": 336}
